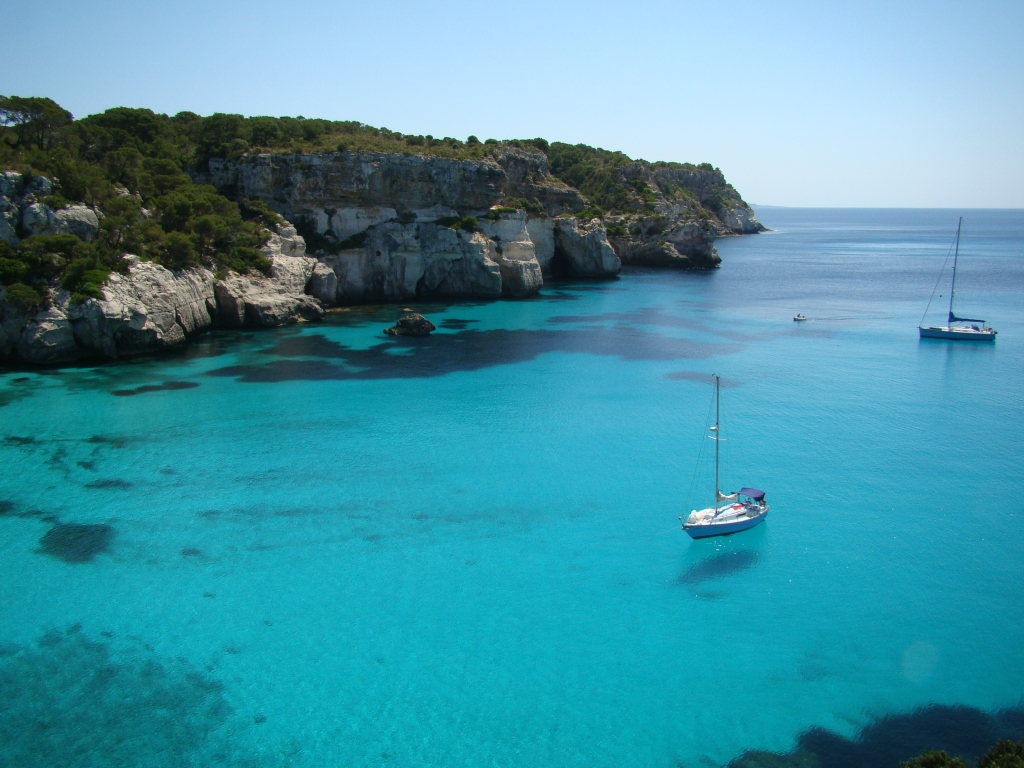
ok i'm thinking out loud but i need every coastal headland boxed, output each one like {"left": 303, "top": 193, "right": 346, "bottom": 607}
{"left": 0, "top": 97, "right": 763, "bottom": 366}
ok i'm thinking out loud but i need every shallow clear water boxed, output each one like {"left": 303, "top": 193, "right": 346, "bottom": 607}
{"left": 1, "top": 208, "right": 1022, "bottom": 767}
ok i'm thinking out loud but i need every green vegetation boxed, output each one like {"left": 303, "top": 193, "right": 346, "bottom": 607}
{"left": 901, "top": 741, "right": 1024, "bottom": 768}
{"left": 0, "top": 96, "right": 289, "bottom": 302}
{"left": 1, "top": 94, "right": 750, "bottom": 305}
{"left": 545, "top": 142, "right": 742, "bottom": 217}
{"left": 436, "top": 216, "right": 479, "bottom": 232}
{"left": 547, "top": 143, "right": 634, "bottom": 212}
{"left": 503, "top": 197, "right": 545, "bottom": 214}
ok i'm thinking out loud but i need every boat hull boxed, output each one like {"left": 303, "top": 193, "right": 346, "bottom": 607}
{"left": 919, "top": 326, "right": 996, "bottom": 341}
{"left": 684, "top": 509, "right": 768, "bottom": 539}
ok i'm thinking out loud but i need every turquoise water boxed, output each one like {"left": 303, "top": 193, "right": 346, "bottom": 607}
{"left": 1, "top": 208, "right": 1023, "bottom": 767}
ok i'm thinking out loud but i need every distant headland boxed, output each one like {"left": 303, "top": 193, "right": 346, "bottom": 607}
{"left": 0, "top": 96, "right": 763, "bottom": 366}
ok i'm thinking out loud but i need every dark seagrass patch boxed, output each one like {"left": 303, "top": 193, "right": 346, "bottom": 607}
{"left": 38, "top": 523, "right": 114, "bottom": 563}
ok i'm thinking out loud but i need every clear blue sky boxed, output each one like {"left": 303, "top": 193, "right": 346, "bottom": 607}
{"left": 2, "top": 0, "right": 1021, "bottom": 207}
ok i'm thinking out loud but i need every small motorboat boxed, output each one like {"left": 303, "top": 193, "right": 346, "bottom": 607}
{"left": 681, "top": 375, "right": 769, "bottom": 539}
{"left": 793, "top": 314, "right": 807, "bottom": 322}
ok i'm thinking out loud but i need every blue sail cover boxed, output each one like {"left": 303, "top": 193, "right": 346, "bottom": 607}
{"left": 739, "top": 487, "right": 765, "bottom": 500}
{"left": 950, "top": 312, "right": 985, "bottom": 324}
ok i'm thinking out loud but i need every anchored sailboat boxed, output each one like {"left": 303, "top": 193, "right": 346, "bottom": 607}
{"left": 919, "top": 218, "right": 997, "bottom": 341}
{"left": 681, "top": 375, "right": 769, "bottom": 539}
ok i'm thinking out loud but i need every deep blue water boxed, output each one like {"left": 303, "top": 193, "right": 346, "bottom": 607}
{"left": 1, "top": 208, "right": 1022, "bottom": 767}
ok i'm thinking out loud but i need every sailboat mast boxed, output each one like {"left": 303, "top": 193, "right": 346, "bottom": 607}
{"left": 714, "top": 374, "right": 720, "bottom": 511}
{"left": 949, "top": 217, "right": 962, "bottom": 329}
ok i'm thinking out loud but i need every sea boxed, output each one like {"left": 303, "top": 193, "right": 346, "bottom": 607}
{"left": 1, "top": 207, "right": 1022, "bottom": 768}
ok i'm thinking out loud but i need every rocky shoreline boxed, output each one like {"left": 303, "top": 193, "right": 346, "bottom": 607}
{"left": 1, "top": 148, "right": 763, "bottom": 367}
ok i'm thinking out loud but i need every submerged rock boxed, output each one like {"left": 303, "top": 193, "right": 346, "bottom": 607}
{"left": 384, "top": 313, "right": 436, "bottom": 337}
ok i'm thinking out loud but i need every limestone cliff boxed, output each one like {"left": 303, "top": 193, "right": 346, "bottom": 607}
{"left": 3, "top": 139, "right": 761, "bottom": 366}
{"left": 190, "top": 147, "right": 759, "bottom": 282}
{"left": 0, "top": 222, "right": 324, "bottom": 365}
{"left": 601, "top": 163, "right": 764, "bottom": 270}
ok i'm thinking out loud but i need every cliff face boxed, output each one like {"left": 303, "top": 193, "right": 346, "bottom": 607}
{"left": 2, "top": 145, "right": 761, "bottom": 366}
{"left": 190, "top": 148, "right": 760, "bottom": 281}
{"left": 193, "top": 147, "right": 583, "bottom": 226}
{"left": 189, "top": 150, "right": 621, "bottom": 304}
{"left": 0, "top": 223, "right": 324, "bottom": 365}
{"left": 601, "top": 163, "right": 765, "bottom": 270}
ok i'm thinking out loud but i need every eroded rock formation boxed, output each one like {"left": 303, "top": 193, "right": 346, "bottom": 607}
{"left": 0, "top": 222, "right": 325, "bottom": 365}
{"left": 2, "top": 144, "right": 764, "bottom": 366}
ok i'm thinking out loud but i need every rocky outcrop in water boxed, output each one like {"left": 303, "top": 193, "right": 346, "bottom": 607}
{"left": 384, "top": 313, "right": 436, "bottom": 337}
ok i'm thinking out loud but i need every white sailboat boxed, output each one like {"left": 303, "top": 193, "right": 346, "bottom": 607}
{"left": 919, "top": 218, "right": 997, "bottom": 341}
{"left": 681, "top": 375, "right": 769, "bottom": 539}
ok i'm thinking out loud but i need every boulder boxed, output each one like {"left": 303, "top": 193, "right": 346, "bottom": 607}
{"left": 18, "top": 303, "right": 80, "bottom": 365}
{"left": 306, "top": 261, "right": 338, "bottom": 305}
{"left": 213, "top": 255, "right": 324, "bottom": 329}
{"left": 496, "top": 257, "right": 543, "bottom": 298}
{"left": 553, "top": 217, "right": 621, "bottom": 277}
{"left": 54, "top": 205, "right": 101, "bottom": 241}
{"left": 244, "top": 292, "right": 324, "bottom": 327}
{"left": 0, "top": 210, "right": 18, "bottom": 245}
{"left": 261, "top": 222, "right": 307, "bottom": 258}
{"left": 26, "top": 176, "right": 53, "bottom": 196}
{"left": 0, "top": 171, "right": 24, "bottom": 199}
{"left": 68, "top": 261, "right": 217, "bottom": 358}
{"left": 384, "top": 313, "right": 435, "bottom": 337}
{"left": 212, "top": 278, "right": 247, "bottom": 328}
{"left": 21, "top": 202, "right": 58, "bottom": 237}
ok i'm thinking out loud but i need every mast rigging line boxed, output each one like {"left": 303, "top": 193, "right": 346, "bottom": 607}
{"left": 682, "top": 386, "right": 716, "bottom": 515}
{"left": 919, "top": 219, "right": 961, "bottom": 327}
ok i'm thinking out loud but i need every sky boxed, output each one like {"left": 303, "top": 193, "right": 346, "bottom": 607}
{"left": 1, "top": 0, "right": 1022, "bottom": 208}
